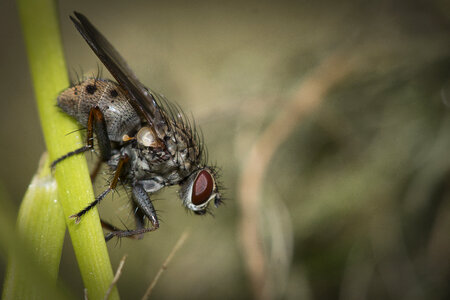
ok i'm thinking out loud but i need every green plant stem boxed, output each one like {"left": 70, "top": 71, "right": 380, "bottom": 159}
{"left": 2, "top": 154, "right": 72, "bottom": 300}
{"left": 16, "top": 0, "right": 119, "bottom": 299}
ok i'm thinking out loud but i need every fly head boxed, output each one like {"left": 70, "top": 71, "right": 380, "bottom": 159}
{"left": 179, "top": 168, "right": 221, "bottom": 214}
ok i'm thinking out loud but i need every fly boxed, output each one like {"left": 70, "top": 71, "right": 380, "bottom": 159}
{"left": 52, "top": 12, "right": 222, "bottom": 241}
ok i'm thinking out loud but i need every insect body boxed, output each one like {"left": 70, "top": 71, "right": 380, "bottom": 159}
{"left": 53, "top": 12, "right": 221, "bottom": 240}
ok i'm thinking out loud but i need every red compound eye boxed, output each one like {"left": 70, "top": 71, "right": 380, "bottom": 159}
{"left": 192, "top": 170, "right": 214, "bottom": 205}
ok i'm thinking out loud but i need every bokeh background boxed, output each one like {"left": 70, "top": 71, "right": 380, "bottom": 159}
{"left": 1, "top": 0, "right": 449, "bottom": 299}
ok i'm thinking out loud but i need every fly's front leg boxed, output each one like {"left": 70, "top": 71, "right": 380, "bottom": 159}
{"left": 70, "top": 153, "right": 129, "bottom": 223}
{"left": 104, "top": 223, "right": 159, "bottom": 242}
{"left": 130, "top": 202, "right": 147, "bottom": 239}
{"left": 132, "top": 184, "right": 159, "bottom": 228}
{"left": 101, "top": 203, "right": 146, "bottom": 241}
{"left": 103, "top": 207, "right": 149, "bottom": 242}
{"left": 104, "top": 184, "right": 159, "bottom": 241}
{"left": 51, "top": 107, "right": 111, "bottom": 169}
{"left": 101, "top": 220, "right": 144, "bottom": 241}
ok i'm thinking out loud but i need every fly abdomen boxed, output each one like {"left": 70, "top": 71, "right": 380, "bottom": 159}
{"left": 58, "top": 78, "right": 141, "bottom": 141}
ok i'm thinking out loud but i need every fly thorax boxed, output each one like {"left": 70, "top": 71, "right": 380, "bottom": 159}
{"left": 107, "top": 145, "right": 149, "bottom": 182}
{"left": 164, "top": 127, "right": 199, "bottom": 172}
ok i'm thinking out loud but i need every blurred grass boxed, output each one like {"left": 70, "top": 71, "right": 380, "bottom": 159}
{"left": 1, "top": 0, "right": 449, "bottom": 299}
{"left": 1, "top": 155, "right": 71, "bottom": 300}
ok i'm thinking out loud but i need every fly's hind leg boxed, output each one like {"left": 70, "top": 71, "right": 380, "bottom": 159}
{"left": 51, "top": 107, "right": 111, "bottom": 169}
{"left": 104, "top": 184, "right": 159, "bottom": 241}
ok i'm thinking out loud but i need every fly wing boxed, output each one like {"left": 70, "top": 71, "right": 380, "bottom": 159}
{"left": 70, "top": 12, "right": 167, "bottom": 131}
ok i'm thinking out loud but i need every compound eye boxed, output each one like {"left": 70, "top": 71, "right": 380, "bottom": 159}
{"left": 192, "top": 170, "right": 214, "bottom": 205}
{"left": 136, "top": 127, "right": 156, "bottom": 147}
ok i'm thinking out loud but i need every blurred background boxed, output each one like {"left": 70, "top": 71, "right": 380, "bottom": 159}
{"left": 0, "top": 0, "right": 449, "bottom": 299}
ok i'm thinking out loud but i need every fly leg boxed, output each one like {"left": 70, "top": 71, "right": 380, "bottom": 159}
{"left": 70, "top": 153, "right": 129, "bottom": 223}
{"left": 103, "top": 184, "right": 159, "bottom": 241}
{"left": 104, "top": 224, "right": 159, "bottom": 242}
{"left": 101, "top": 220, "right": 144, "bottom": 241}
{"left": 100, "top": 203, "right": 145, "bottom": 241}
{"left": 130, "top": 203, "right": 147, "bottom": 240}
{"left": 51, "top": 107, "right": 111, "bottom": 169}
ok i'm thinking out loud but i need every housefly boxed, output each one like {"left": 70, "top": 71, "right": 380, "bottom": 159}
{"left": 52, "top": 12, "right": 222, "bottom": 241}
